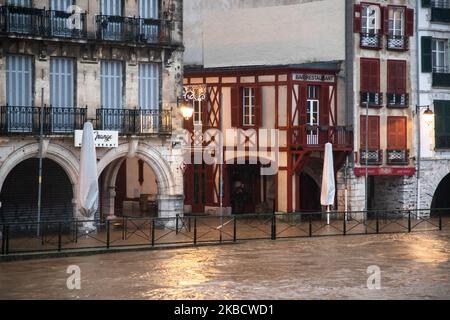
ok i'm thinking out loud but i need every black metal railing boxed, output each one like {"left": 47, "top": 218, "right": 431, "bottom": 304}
{"left": 387, "top": 34, "right": 409, "bottom": 50}
{"left": 360, "top": 149, "right": 383, "bottom": 165}
{"left": 432, "top": 66, "right": 450, "bottom": 87}
{"left": 386, "top": 149, "right": 410, "bottom": 165}
{"left": 46, "top": 10, "right": 87, "bottom": 39}
{"left": 0, "top": 209, "right": 448, "bottom": 257}
{"left": 0, "top": 105, "right": 86, "bottom": 135}
{"left": 96, "top": 15, "right": 171, "bottom": 44}
{"left": 431, "top": 0, "right": 450, "bottom": 23}
{"left": 0, "top": 5, "right": 45, "bottom": 35}
{"left": 360, "top": 92, "right": 383, "bottom": 108}
{"left": 96, "top": 108, "right": 172, "bottom": 135}
{"left": 360, "top": 31, "right": 382, "bottom": 49}
{"left": 387, "top": 93, "right": 409, "bottom": 108}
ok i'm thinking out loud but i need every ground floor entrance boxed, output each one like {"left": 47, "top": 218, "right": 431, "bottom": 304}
{"left": 431, "top": 173, "right": 450, "bottom": 217}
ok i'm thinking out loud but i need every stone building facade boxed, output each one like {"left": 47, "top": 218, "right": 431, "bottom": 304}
{"left": 0, "top": 0, "right": 185, "bottom": 222}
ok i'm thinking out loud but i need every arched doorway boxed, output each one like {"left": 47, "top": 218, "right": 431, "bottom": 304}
{"left": 0, "top": 158, "right": 73, "bottom": 222}
{"left": 431, "top": 173, "right": 450, "bottom": 217}
{"left": 99, "top": 157, "right": 159, "bottom": 218}
{"left": 298, "top": 172, "right": 321, "bottom": 213}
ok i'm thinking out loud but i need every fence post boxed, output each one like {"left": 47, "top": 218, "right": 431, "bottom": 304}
{"left": 309, "top": 215, "right": 312, "bottom": 237}
{"left": 5, "top": 225, "right": 9, "bottom": 255}
{"left": 1, "top": 225, "right": 5, "bottom": 255}
{"left": 271, "top": 214, "right": 276, "bottom": 240}
{"left": 74, "top": 221, "right": 78, "bottom": 243}
{"left": 176, "top": 214, "right": 179, "bottom": 234}
{"left": 58, "top": 222, "right": 62, "bottom": 252}
{"left": 151, "top": 219, "right": 155, "bottom": 247}
{"left": 106, "top": 220, "right": 110, "bottom": 249}
{"left": 439, "top": 210, "right": 442, "bottom": 231}
{"left": 408, "top": 210, "right": 411, "bottom": 233}
{"left": 343, "top": 215, "right": 347, "bottom": 236}
{"left": 376, "top": 211, "right": 379, "bottom": 234}
{"left": 193, "top": 217, "right": 197, "bottom": 245}
{"left": 233, "top": 217, "right": 237, "bottom": 243}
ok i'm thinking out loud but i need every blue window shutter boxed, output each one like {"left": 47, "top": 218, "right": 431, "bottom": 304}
{"left": 6, "top": 55, "right": 32, "bottom": 107}
{"left": 101, "top": 60, "right": 123, "bottom": 109}
{"left": 139, "top": 63, "right": 159, "bottom": 110}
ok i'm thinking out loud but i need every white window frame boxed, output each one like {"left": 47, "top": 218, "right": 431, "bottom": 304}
{"left": 243, "top": 87, "right": 255, "bottom": 126}
{"left": 432, "top": 39, "right": 448, "bottom": 73}
{"left": 193, "top": 100, "right": 202, "bottom": 125}
{"left": 362, "top": 4, "right": 379, "bottom": 34}
{"left": 389, "top": 7, "right": 404, "bottom": 37}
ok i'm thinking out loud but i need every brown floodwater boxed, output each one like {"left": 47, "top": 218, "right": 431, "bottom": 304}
{"left": 0, "top": 231, "right": 449, "bottom": 300}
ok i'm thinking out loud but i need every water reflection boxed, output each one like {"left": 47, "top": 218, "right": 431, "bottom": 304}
{"left": 0, "top": 231, "right": 449, "bottom": 300}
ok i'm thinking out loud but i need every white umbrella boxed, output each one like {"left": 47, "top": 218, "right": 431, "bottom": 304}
{"left": 321, "top": 143, "right": 336, "bottom": 225}
{"left": 78, "top": 122, "right": 99, "bottom": 231}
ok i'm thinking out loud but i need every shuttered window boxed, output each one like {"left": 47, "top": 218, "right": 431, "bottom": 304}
{"left": 50, "top": 57, "right": 74, "bottom": 108}
{"left": 50, "top": 0, "right": 72, "bottom": 11}
{"left": 139, "top": 0, "right": 158, "bottom": 18}
{"left": 7, "top": 0, "right": 31, "bottom": 6}
{"left": 6, "top": 55, "right": 33, "bottom": 107}
{"left": 360, "top": 115, "right": 380, "bottom": 149}
{"left": 101, "top": 60, "right": 123, "bottom": 109}
{"left": 435, "top": 100, "right": 450, "bottom": 149}
{"left": 138, "top": 63, "right": 159, "bottom": 110}
{"left": 422, "top": 36, "right": 433, "bottom": 73}
{"left": 360, "top": 58, "right": 380, "bottom": 92}
{"left": 387, "top": 60, "right": 407, "bottom": 93}
{"left": 101, "top": 0, "right": 122, "bottom": 15}
{"left": 387, "top": 116, "right": 407, "bottom": 149}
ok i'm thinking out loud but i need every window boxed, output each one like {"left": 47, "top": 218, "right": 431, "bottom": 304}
{"left": 360, "top": 115, "right": 381, "bottom": 164}
{"left": 243, "top": 88, "right": 255, "bottom": 126}
{"left": 389, "top": 7, "right": 404, "bottom": 37}
{"left": 100, "top": 0, "right": 123, "bottom": 40}
{"left": 387, "top": 117, "right": 407, "bottom": 149}
{"left": 432, "top": 39, "right": 448, "bottom": 73}
{"left": 138, "top": 63, "right": 159, "bottom": 110}
{"left": 193, "top": 100, "right": 202, "bottom": 125}
{"left": 101, "top": 60, "right": 123, "bottom": 109}
{"left": 360, "top": 58, "right": 382, "bottom": 107}
{"left": 139, "top": 0, "right": 159, "bottom": 42}
{"left": 362, "top": 5, "right": 379, "bottom": 35}
{"left": 306, "top": 86, "right": 320, "bottom": 145}
{"left": 435, "top": 100, "right": 450, "bottom": 149}
{"left": 6, "top": 55, "right": 33, "bottom": 133}
{"left": 387, "top": 60, "right": 408, "bottom": 107}
{"left": 49, "top": 0, "right": 75, "bottom": 37}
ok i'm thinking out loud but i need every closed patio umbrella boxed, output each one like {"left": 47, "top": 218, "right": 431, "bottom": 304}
{"left": 78, "top": 122, "right": 99, "bottom": 231}
{"left": 321, "top": 143, "right": 336, "bottom": 225}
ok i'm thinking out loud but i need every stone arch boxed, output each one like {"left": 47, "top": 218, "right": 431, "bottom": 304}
{"left": 98, "top": 143, "right": 176, "bottom": 196}
{"left": 0, "top": 142, "right": 79, "bottom": 197}
{"left": 420, "top": 162, "right": 450, "bottom": 210}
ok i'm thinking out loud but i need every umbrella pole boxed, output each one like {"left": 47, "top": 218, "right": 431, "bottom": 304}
{"left": 327, "top": 205, "right": 330, "bottom": 225}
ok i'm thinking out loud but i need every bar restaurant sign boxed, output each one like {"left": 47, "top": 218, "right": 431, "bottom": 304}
{"left": 75, "top": 130, "right": 119, "bottom": 148}
{"left": 292, "top": 73, "right": 335, "bottom": 83}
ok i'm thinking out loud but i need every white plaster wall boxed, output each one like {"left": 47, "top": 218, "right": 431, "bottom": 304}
{"left": 184, "top": 0, "right": 345, "bottom": 67}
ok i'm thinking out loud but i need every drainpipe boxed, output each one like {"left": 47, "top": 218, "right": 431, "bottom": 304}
{"left": 415, "top": 0, "right": 421, "bottom": 214}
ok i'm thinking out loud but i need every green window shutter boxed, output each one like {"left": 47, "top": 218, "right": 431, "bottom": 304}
{"left": 435, "top": 100, "right": 450, "bottom": 149}
{"left": 421, "top": 36, "right": 433, "bottom": 73}
{"left": 422, "top": 0, "right": 431, "bottom": 7}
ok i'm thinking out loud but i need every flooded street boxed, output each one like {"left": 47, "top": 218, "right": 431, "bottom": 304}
{"left": 1, "top": 230, "right": 450, "bottom": 300}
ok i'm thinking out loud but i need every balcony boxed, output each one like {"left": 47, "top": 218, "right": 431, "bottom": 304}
{"left": 432, "top": 66, "right": 450, "bottom": 87}
{"left": 359, "top": 149, "right": 383, "bottom": 166}
{"left": 291, "top": 125, "right": 353, "bottom": 151}
{"left": 360, "top": 31, "right": 382, "bottom": 49}
{"left": 386, "top": 149, "right": 410, "bottom": 165}
{"left": 96, "top": 108, "right": 172, "bottom": 135}
{"left": 0, "top": 106, "right": 86, "bottom": 135}
{"left": 96, "top": 15, "right": 171, "bottom": 44}
{"left": 431, "top": 0, "right": 450, "bottom": 23}
{"left": 0, "top": 6, "right": 87, "bottom": 39}
{"left": 387, "top": 35, "right": 409, "bottom": 51}
{"left": 360, "top": 92, "right": 383, "bottom": 108}
{"left": 386, "top": 93, "right": 409, "bottom": 109}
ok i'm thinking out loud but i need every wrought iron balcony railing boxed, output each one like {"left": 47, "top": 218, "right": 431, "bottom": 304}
{"left": 96, "top": 108, "right": 172, "bottom": 135}
{"left": 386, "top": 149, "right": 410, "bottom": 165}
{"left": 360, "top": 92, "right": 383, "bottom": 108}
{"left": 431, "top": 0, "right": 450, "bottom": 23}
{"left": 387, "top": 35, "right": 409, "bottom": 50}
{"left": 432, "top": 66, "right": 450, "bottom": 87}
{"left": 360, "top": 149, "right": 383, "bottom": 166}
{"left": 0, "top": 5, "right": 45, "bottom": 35}
{"left": 291, "top": 125, "right": 353, "bottom": 150}
{"left": 0, "top": 6, "right": 87, "bottom": 39}
{"left": 360, "top": 31, "right": 382, "bottom": 49}
{"left": 96, "top": 15, "right": 171, "bottom": 44}
{"left": 0, "top": 106, "right": 86, "bottom": 135}
{"left": 387, "top": 93, "right": 409, "bottom": 108}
